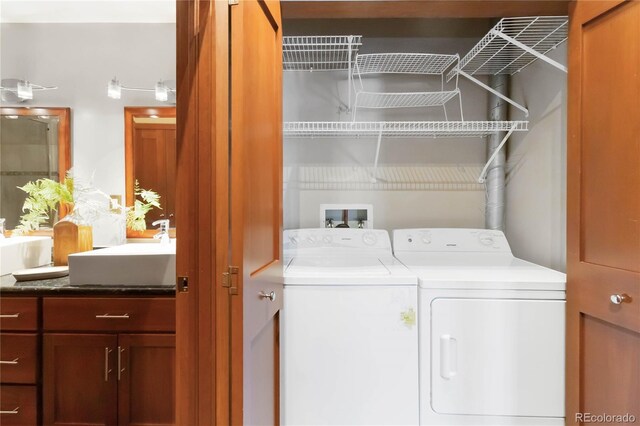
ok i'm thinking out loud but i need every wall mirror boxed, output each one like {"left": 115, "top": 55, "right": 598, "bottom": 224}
{"left": 0, "top": 107, "right": 71, "bottom": 232}
{"left": 124, "top": 106, "right": 176, "bottom": 238}
{"left": 1, "top": 20, "right": 175, "bottom": 245}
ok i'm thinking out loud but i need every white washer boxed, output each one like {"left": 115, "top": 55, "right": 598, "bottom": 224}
{"left": 393, "top": 228, "right": 566, "bottom": 426}
{"left": 282, "top": 228, "right": 419, "bottom": 426}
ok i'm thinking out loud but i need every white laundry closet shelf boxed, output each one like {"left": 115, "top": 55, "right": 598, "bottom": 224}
{"left": 450, "top": 16, "right": 568, "bottom": 78}
{"left": 446, "top": 16, "right": 568, "bottom": 117}
{"left": 352, "top": 53, "right": 462, "bottom": 118}
{"left": 282, "top": 35, "right": 363, "bottom": 71}
{"left": 354, "top": 53, "right": 458, "bottom": 75}
{"left": 288, "top": 165, "right": 485, "bottom": 191}
{"left": 283, "top": 121, "right": 528, "bottom": 138}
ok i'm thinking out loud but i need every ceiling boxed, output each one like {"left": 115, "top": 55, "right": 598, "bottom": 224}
{"left": 0, "top": 0, "right": 176, "bottom": 23}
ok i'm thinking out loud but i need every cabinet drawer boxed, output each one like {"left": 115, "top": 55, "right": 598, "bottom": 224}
{"left": 43, "top": 297, "right": 175, "bottom": 332}
{"left": 0, "top": 385, "right": 37, "bottom": 426}
{"left": 0, "top": 334, "right": 38, "bottom": 384}
{"left": 0, "top": 298, "right": 38, "bottom": 331}
{"left": 578, "top": 278, "right": 640, "bottom": 333}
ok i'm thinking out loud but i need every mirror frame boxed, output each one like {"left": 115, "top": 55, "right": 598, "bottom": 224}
{"left": 0, "top": 106, "right": 72, "bottom": 233}
{"left": 124, "top": 106, "right": 177, "bottom": 238}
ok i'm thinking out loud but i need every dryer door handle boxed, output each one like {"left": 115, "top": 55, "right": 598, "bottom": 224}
{"left": 440, "top": 334, "right": 458, "bottom": 380}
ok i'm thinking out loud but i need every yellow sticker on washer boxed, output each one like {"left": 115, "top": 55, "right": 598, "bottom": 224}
{"left": 400, "top": 308, "right": 416, "bottom": 327}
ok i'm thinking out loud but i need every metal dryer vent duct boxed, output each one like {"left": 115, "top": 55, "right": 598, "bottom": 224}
{"left": 485, "top": 74, "right": 508, "bottom": 231}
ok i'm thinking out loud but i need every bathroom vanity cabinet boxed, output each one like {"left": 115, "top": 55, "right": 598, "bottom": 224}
{"left": 0, "top": 292, "right": 175, "bottom": 426}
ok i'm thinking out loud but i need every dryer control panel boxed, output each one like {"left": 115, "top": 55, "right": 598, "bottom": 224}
{"left": 393, "top": 228, "right": 512, "bottom": 253}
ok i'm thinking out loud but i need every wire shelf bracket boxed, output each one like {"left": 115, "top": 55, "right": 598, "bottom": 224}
{"left": 478, "top": 122, "right": 519, "bottom": 183}
{"left": 457, "top": 69, "right": 529, "bottom": 117}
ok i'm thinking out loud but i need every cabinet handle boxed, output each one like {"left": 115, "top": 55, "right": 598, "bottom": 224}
{"left": 104, "top": 347, "right": 112, "bottom": 382}
{"left": 117, "top": 346, "right": 125, "bottom": 381}
{"left": 259, "top": 291, "right": 276, "bottom": 301}
{"left": 610, "top": 293, "right": 631, "bottom": 305}
{"left": 0, "top": 358, "right": 19, "bottom": 365}
{"left": 96, "top": 313, "right": 130, "bottom": 319}
{"left": 0, "top": 313, "right": 20, "bottom": 318}
{"left": 0, "top": 407, "right": 19, "bottom": 415}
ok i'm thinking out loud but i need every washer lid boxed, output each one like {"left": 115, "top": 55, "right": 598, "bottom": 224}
{"left": 285, "top": 256, "right": 390, "bottom": 277}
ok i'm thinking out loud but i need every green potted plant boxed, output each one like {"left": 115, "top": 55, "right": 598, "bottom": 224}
{"left": 126, "top": 181, "right": 162, "bottom": 236}
{"left": 15, "top": 173, "right": 74, "bottom": 235}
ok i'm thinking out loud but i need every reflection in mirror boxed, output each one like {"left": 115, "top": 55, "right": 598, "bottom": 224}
{"left": 0, "top": 107, "right": 71, "bottom": 231}
{"left": 124, "top": 107, "right": 176, "bottom": 237}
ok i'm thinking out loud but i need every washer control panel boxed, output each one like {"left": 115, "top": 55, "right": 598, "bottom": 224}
{"left": 284, "top": 228, "right": 391, "bottom": 252}
{"left": 393, "top": 228, "right": 512, "bottom": 253}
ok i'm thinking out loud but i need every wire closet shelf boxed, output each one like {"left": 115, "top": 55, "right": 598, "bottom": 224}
{"left": 351, "top": 53, "right": 463, "bottom": 119}
{"left": 283, "top": 121, "right": 528, "bottom": 138}
{"left": 283, "top": 35, "right": 363, "bottom": 71}
{"left": 447, "top": 16, "right": 568, "bottom": 79}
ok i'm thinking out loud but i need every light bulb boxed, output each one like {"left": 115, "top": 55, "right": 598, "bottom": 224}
{"left": 155, "top": 81, "right": 168, "bottom": 102}
{"left": 108, "top": 77, "right": 121, "bottom": 99}
{"left": 17, "top": 81, "right": 33, "bottom": 100}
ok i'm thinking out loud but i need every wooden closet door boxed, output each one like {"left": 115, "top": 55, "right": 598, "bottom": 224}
{"left": 567, "top": 1, "right": 640, "bottom": 424}
{"left": 230, "top": 0, "right": 283, "bottom": 424}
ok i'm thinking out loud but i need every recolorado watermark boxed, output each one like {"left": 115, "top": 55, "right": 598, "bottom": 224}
{"left": 576, "top": 412, "right": 637, "bottom": 423}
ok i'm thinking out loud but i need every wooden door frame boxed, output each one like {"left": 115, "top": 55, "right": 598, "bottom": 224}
{"left": 0, "top": 106, "right": 72, "bottom": 223}
{"left": 124, "top": 106, "right": 177, "bottom": 238}
{"left": 176, "top": 1, "right": 578, "bottom": 424}
{"left": 175, "top": 1, "right": 230, "bottom": 425}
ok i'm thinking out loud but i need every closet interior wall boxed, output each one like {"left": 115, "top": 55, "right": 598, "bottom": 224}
{"left": 505, "top": 44, "right": 567, "bottom": 271}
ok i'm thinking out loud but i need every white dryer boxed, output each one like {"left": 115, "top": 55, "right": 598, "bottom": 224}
{"left": 393, "top": 228, "right": 566, "bottom": 426}
{"left": 282, "top": 228, "right": 418, "bottom": 426}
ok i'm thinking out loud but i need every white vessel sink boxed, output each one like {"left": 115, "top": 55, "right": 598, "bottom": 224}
{"left": 0, "top": 236, "right": 53, "bottom": 276}
{"left": 68, "top": 243, "right": 176, "bottom": 286}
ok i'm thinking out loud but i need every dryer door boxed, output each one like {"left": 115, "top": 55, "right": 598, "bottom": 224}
{"left": 431, "top": 298, "right": 565, "bottom": 418}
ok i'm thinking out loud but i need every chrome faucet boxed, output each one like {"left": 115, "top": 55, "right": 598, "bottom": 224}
{"left": 152, "top": 219, "right": 171, "bottom": 244}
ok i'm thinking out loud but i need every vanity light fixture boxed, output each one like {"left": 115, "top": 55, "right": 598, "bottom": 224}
{"left": 107, "top": 77, "right": 175, "bottom": 103}
{"left": 155, "top": 81, "right": 169, "bottom": 102}
{"left": 107, "top": 77, "right": 122, "bottom": 99}
{"left": 0, "top": 79, "right": 58, "bottom": 101}
{"left": 17, "top": 81, "right": 33, "bottom": 100}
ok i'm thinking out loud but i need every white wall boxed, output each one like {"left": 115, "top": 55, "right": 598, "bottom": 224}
{"left": 506, "top": 45, "right": 567, "bottom": 271}
{"left": 284, "top": 37, "right": 490, "bottom": 232}
{"left": 1, "top": 23, "right": 176, "bottom": 197}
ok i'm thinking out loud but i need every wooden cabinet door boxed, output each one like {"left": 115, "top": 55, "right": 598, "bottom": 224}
{"left": 230, "top": 0, "right": 283, "bottom": 424}
{"left": 43, "top": 334, "right": 118, "bottom": 426}
{"left": 567, "top": 1, "right": 640, "bottom": 424}
{"left": 118, "top": 334, "right": 176, "bottom": 426}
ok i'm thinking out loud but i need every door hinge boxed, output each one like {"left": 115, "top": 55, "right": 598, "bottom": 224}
{"left": 222, "top": 266, "right": 239, "bottom": 295}
{"left": 229, "top": 0, "right": 239, "bottom": 5}
{"left": 178, "top": 276, "right": 189, "bottom": 292}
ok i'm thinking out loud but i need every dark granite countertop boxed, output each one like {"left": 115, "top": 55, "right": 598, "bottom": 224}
{"left": 0, "top": 274, "right": 175, "bottom": 296}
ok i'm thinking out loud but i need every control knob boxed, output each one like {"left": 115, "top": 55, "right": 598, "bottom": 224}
{"left": 362, "top": 232, "right": 378, "bottom": 246}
